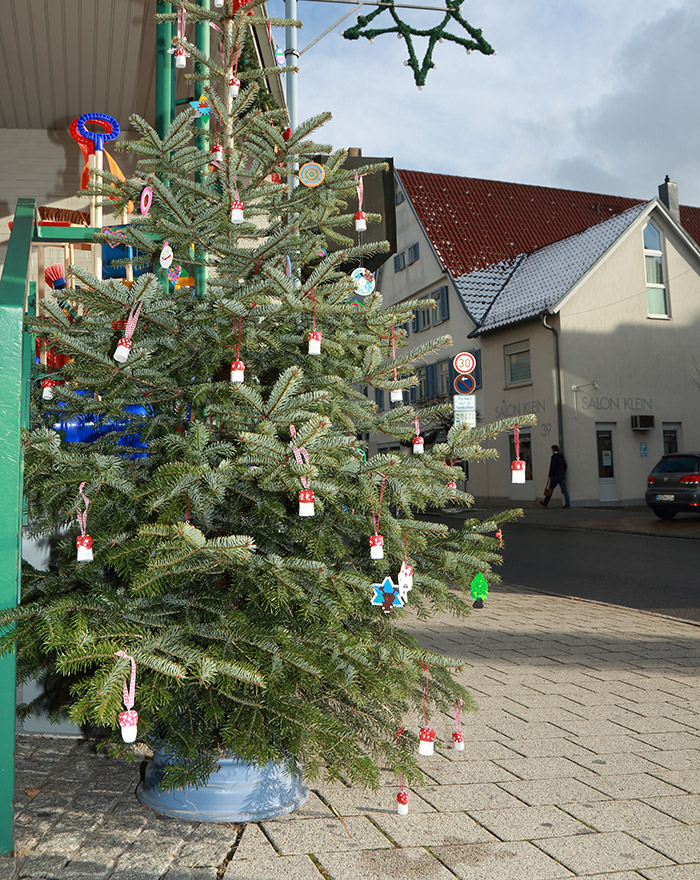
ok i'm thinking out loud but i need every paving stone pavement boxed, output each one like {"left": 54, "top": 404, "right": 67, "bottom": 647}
{"left": 3, "top": 582, "right": 700, "bottom": 880}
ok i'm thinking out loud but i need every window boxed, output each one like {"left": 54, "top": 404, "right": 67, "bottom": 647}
{"left": 504, "top": 341, "right": 531, "bottom": 387}
{"left": 374, "top": 388, "right": 384, "bottom": 410}
{"left": 413, "top": 297, "right": 432, "bottom": 332}
{"left": 438, "top": 359, "right": 451, "bottom": 396}
{"left": 412, "top": 286, "right": 449, "bottom": 332}
{"left": 394, "top": 181, "right": 405, "bottom": 205}
{"left": 393, "top": 252, "right": 405, "bottom": 273}
{"left": 393, "top": 243, "right": 420, "bottom": 272}
{"left": 416, "top": 367, "right": 427, "bottom": 400}
{"left": 407, "top": 243, "right": 420, "bottom": 265}
{"left": 643, "top": 221, "right": 669, "bottom": 317}
{"left": 432, "top": 286, "right": 450, "bottom": 325}
{"left": 662, "top": 423, "right": 681, "bottom": 454}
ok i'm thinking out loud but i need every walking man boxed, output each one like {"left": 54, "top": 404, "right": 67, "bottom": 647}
{"left": 540, "top": 445, "right": 570, "bottom": 508}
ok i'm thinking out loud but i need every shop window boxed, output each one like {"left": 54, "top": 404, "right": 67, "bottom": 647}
{"left": 504, "top": 341, "right": 531, "bottom": 387}
{"left": 643, "top": 222, "right": 669, "bottom": 317}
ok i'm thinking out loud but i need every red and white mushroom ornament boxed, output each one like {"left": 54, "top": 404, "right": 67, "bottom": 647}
{"left": 75, "top": 482, "right": 93, "bottom": 562}
{"left": 115, "top": 651, "right": 139, "bottom": 743}
{"left": 452, "top": 698, "right": 465, "bottom": 751}
{"left": 396, "top": 789, "right": 409, "bottom": 815}
{"left": 298, "top": 489, "right": 315, "bottom": 517}
{"left": 369, "top": 533, "right": 384, "bottom": 560}
{"left": 307, "top": 329, "right": 322, "bottom": 356}
{"left": 418, "top": 725, "right": 437, "bottom": 756}
{"left": 41, "top": 378, "right": 56, "bottom": 400}
{"left": 230, "top": 358, "right": 245, "bottom": 383}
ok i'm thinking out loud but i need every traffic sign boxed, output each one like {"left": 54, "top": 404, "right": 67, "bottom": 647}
{"left": 453, "top": 351, "right": 476, "bottom": 375}
{"left": 453, "top": 394, "right": 476, "bottom": 411}
{"left": 454, "top": 373, "right": 476, "bottom": 394}
{"left": 454, "top": 410, "right": 477, "bottom": 428}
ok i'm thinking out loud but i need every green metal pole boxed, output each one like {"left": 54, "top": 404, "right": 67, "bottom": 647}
{"left": 194, "top": 0, "right": 210, "bottom": 300}
{"left": 156, "top": 2, "right": 172, "bottom": 138}
{"left": 0, "top": 198, "right": 35, "bottom": 857}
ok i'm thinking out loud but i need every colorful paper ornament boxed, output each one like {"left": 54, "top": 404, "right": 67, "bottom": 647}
{"left": 495, "top": 527, "right": 503, "bottom": 547}
{"left": 396, "top": 790, "right": 409, "bottom": 815}
{"left": 350, "top": 266, "right": 375, "bottom": 298}
{"left": 354, "top": 210, "right": 367, "bottom": 232}
{"left": 167, "top": 264, "right": 182, "bottom": 287}
{"left": 452, "top": 698, "right": 465, "bottom": 750}
{"left": 397, "top": 560, "right": 413, "bottom": 604}
{"left": 275, "top": 46, "right": 285, "bottom": 66}
{"left": 76, "top": 482, "right": 92, "bottom": 562}
{"left": 418, "top": 726, "right": 436, "bottom": 756}
{"left": 230, "top": 358, "right": 245, "bottom": 383}
{"left": 44, "top": 263, "right": 67, "bottom": 291}
{"left": 113, "top": 300, "right": 143, "bottom": 364}
{"left": 41, "top": 378, "right": 56, "bottom": 400}
{"left": 470, "top": 572, "right": 488, "bottom": 609}
{"left": 298, "top": 162, "right": 325, "bottom": 188}
{"left": 115, "top": 651, "right": 138, "bottom": 743}
{"left": 159, "top": 241, "right": 174, "bottom": 269}
{"left": 369, "top": 533, "right": 384, "bottom": 560}
{"left": 189, "top": 94, "right": 212, "bottom": 117}
{"left": 210, "top": 143, "right": 223, "bottom": 162}
{"left": 370, "top": 576, "right": 404, "bottom": 613}
{"left": 270, "top": 172, "right": 281, "bottom": 184}
{"left": 412, "top": 435, "right": 424, "bottom": 455}
{"left": 229, "top": 75, "right": 241, "bottom": 98}
{"left": 307, "top": 329, "right": 322, "bottom": 356}
{"left": 230, "top": 199, "right": 244, "bottom": 224}
{"left": 298, "top": 488, "right": 315, "bottom": 517}
{"left": 140, "top": 186, "right": 153, "bottom": 214}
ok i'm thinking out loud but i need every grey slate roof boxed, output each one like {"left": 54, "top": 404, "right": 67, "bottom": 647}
{"left": 456, "top": 203, "right": 648, "bottom": 334}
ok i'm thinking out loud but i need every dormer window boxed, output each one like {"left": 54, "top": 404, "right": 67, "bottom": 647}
{"left": 643, "top": 222, "right": 669, "bottom": 318}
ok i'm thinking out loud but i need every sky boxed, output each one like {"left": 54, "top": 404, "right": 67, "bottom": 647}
{"left": 268, "top": 0, "right": 700, "bottom": 205}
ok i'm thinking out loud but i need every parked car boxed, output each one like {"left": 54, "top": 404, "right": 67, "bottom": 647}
{"left": 646, "top": 452, "right": 700, "bottom": 520}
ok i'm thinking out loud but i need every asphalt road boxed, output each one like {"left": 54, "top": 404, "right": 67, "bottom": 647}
{"left": 499, "top": 523, "right": 700, "bottom": 623}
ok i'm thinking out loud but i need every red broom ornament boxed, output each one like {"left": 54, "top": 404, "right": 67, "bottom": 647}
{"left": 45, "top": 264, "right": 67, "bottom": 291}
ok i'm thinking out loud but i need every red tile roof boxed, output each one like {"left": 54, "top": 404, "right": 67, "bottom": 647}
{"left": 397, "top": 169, "right": 700, "bottom": 276}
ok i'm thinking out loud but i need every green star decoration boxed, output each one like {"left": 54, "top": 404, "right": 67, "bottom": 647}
{"left": 342, "top": 0, "right": 494, "bottom": 88}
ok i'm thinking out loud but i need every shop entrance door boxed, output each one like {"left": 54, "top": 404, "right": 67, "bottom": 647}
{"left": 596, "top": 423, "right": 618, "bottom": 501}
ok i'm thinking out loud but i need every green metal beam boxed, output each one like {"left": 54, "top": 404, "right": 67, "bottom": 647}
{"left": 0, "top": 197, "right": 35, "bottom": 856}
{"left": 194, "top": 0, "right": 211, "bottom": 300}
{"left": 156, "top": 2, "right": 173, "bottom": 138}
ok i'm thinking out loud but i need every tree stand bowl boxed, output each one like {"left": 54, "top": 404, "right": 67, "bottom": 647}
{"left": 136, "top": 749, "right": 309, "bottom": 823}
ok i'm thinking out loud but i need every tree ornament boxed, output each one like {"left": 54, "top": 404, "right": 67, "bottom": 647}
{"left": 369, "top": 533, "right": 384, "bottom": 560}
{"left": 412, "top": 436, "right": 424, "bottom": 454}
{"left": 167, "top": 264, "right": 182, "bottom": 287}
{"left": 190, "top": 94, "right": 212, "bottom": 117}
{"left": 307, "top": 330, "right": 322, "bottom": 355}
{"left": 452, "top": 698, "right": 464, "bottom": 750}
{"left": 214, "top": 0, "right": 224, "bottom": 7}
{"left": 230, "top": 358, "right": 245, "bottom": 383}
{"left": 354, "top": 172, "right": 367, "bottom": 231}
{"left": 354, "top": 210, "right": 367, "bottom": 232}
{"left": 41, "top": 378, "right": 56, "bottom": 400}
{"left": 390, "top": 389, "right": 404, "bottom": 403}
{"left": 230, "top": 198, "right": 244, "bottom": 224}
{"left": 470, "top": 572, "right": 489, "bottom": 609}
{"left": 113, "top": 300, "right": 143, "bottom": 364}
{"left": 446, "top": 480, "right": 457, "bottom": 490}
{"left": 495, "top": 527, "right": 503, "bottom": 547}
{"left": 298, "top": 162, "right": 325, "bottom": 188}
{"left": 511, "top": 425, "right": 526, "bottom": 483}
{"left": 115, "top": 651, "right": 138, "bottom": 743}
{"left": 76, "top": 482, "right": 92, "bottom": 562}
{"left": 210, "top": 142, "right": 223, "bottom": 162}
{"left": 140, "top": 185, "right": 153, "bottom": 214}
{"left": 298, "top": 489, "right": 315, "bottom": 517}
{"left": 175, "top": 46, "right": 187, "bottom": 68}
{"left": 350, "top": 266, "right": 375, "bottom": 298}
{"left": 341, "top": 0, "right": 494, "bottom": 88}
{"left": 396, "top": 789, "right": 409, "bottom": 815}
{"left": 159, "top": 241, "right": 174, "bottom": 269}
{"left": 370, "top": 576, "right": 403, "bottom": 613}
{"left": 229, "top": 75, "right": 241, "bottom": 98}
{"left": 44, "top": 263, "right": 67, "bottom": 291}
{"left": 398, "top": 559, "right": 413, "bottom": 603}
{"left": 418, "top": 661, "right": 436, "bottom": 755}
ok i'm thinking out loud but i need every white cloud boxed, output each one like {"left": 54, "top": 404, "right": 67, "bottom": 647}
{"left": 271, "top": 0, "right": 700, "bottom": 204}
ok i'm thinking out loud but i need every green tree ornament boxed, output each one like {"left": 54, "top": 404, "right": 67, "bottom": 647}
{"left": 342, "top": 0, "right": 494, "bottom": 88}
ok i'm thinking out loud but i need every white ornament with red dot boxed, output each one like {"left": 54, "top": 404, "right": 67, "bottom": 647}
{"left": 369, "top": 534, "right": 384, "bottom": 560}
{"left": 41, "top": 378, "right": 56, "bottom": 400}
{"left": 390, "top": 388, "right": 404, "bottom": 403}
{"left": 307, "top": 330, "right": 322, "bottom": 355}
{"left": 396, "top": 790, "right": 409, "bottom": 815}
{"left": 354, "top": 210, "right": 367, "bottom": 232}
{"left": 418, "top": 726, "right": 436, "bottom": 756}
{"left": 230, "top": 200, "right": 244, "bottom": 224}
{"left": 175, "top": 46, "right": 187, "bottom": 69}
{"left": 412, "top": 435, "right": 424, "bottom": 454}
{"left": 210, "top": 143, "right": 223, "bottom": 162}
{"left": 446, "top": 480, "right": 457, "bottom": 490}
{"left": 229, "top": 76, "right": 241, "bottom": 98}
{"left": 452, "top": 729, "right": 465, "bottom": 751}
{"left": 298, "top": 489, "right": 315, "bottom": 517}
{"left": 118, "top": 708, "right": 139, "bottom": 743}
{"left": 511, "top": 459, "right": 526, "bottom": 483}
{"left": 76, "top": 534, "right": 93, "bottom": 562}
{"left": 114, "top": 337, "right": 133, "bottom": 364}
{"left": 230, "top": 359, "right": 245, "bottom": 383}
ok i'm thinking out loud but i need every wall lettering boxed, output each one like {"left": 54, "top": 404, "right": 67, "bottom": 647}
{"left": 580, "top": 395, "right": 652, "bottom": 412}
{"left": 495, "top": 400, "right": 546, "bottom": 419}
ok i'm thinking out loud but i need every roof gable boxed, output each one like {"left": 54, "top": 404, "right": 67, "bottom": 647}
{"left": 397, "top": 169, "right": 700, "bottom": 276}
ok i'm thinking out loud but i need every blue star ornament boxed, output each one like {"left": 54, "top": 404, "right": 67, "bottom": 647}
{"left": 371, "top": 576, "right": 405, "bottom": 614}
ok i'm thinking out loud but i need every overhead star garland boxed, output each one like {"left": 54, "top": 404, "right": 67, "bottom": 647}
{"left": 342, "top": 0, "right": 494, "bottom": 88}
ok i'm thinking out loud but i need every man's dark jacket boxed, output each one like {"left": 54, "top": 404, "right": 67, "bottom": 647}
{"left": 549, "top": 452, "right": 567, "bottom": 479}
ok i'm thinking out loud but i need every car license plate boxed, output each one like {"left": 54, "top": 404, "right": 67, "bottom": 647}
{"left": 656, "top": 494, "right": 674, "bottom": 501}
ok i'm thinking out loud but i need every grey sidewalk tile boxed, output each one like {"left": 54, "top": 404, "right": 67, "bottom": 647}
{"left": 489, "top": 721, "right": 571, "bottom": 740}
{"left": 647, "top": 769, "right": 700, "bottom": 794}
{"left": 266, "top": 791, "right": 335, "bottom": 821}
{"left": 535, "top": 831, "right": 674, "bottom": 874}
{"left": 468, "top": 804, "right": 592, "bottom": 841}
{"left": 439, "top": 739, "right": 522, "bottom": 761}
{"left": 583, "top": 773, "right": 691, "bottom": 800}
{"left": 15, "top": 854, "right": 69, "bottom": 878}
{"left": 561, "top": 800, "right": 682, "bottom": 832}
{"left": 261, "top": 816, "right": 393, "bottom": 855}
{"left": 639, "top": 866, "right": 700, "bottom": 879}
{"left": 633, "top": 826, "right": 700, "bottom": 863}
{"left": 173, "top": 836, "right": 237, "bottom": 868}
{"left": 163, "top": 869, "right": 219, "bottom": 880}
{"left": 430, "top": 839, "right": 575, "bottom": 879}
{"left": 498, "top": 777, "right": 611, "bottom": 806}
{"left": 634, "top": 750, "right": 700, "bottom": 771}
{"left": 571, "top": 753, "right": 668, "bottom": 776}
{"left": 606, "top": 713, "right": 698, "bottom": 736}
{"left": 418, "top": 758, "right": 517, "bottom": 785}
{"left": 551, "top": 720, "right": 640, "bottom": 738}
{"left": 634, "top": 733, "right": 700, "bottom": 750}
{"left": 496, "top": 737, "right": 593, "bottom": 759}
{"left": 317, "top": 783, "right": 436, "bottom": 817}
{"left": 372, "top": 811, "right": 495, "bottom": 847}
{"left": 419, "top": 783, "right": 525, "bottom": 812}
{"left": 642, "top": 794, "right": 700, "bottom": 823}
{"left": 317, "top": 846, "right": 457, "bottom": 880}
{"left": 59, "top": 860, "right": 117, "bottom": 879}
{"left": 572, "top": 735, "right": 665, "bottom": 754}
{"left": 226, "top": 854, "right": 324, "bottom": 879}
{"left": 496, "top": 756, "right": 599, "bottom": 780}
{"left": 576, "top": 873, "right": 653, "bottom": 879}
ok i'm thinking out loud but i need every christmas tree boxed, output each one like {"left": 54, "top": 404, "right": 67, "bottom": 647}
{"left": 4, "top": 0, "right": 524, "bottom": 793}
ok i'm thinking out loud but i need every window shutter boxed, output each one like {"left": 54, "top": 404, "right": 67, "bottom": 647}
{"left": 440, "top": 286, "right": 450, "bottom": 322}
{"left": 374, "top": 388, "right": 384, "bottom": 410}
{"left": 412, "top": 310, "right": 419, "bottom": 333}
{"left": 448, "top": 361, "right": 458, "bottom": 389}
{"left": 470, "top": 349, "right": 482, "bottom": 389}
{"left": 393, "top": 254, "right": 402, "bottom": 273}
{"left": 426, "top": 363, "right": 437, "bottom": 399}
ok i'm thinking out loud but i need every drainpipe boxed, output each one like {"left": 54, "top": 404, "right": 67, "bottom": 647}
{"left": 541, "top": 311, "right": 564, "bottom": 454}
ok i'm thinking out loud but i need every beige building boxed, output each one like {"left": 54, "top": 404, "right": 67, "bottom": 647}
{"left": 376, "top": 171, "right": 700, "bottom": 506}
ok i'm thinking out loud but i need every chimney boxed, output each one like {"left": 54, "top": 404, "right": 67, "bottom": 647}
{"left": 658, "top": 175, "right": 680, "bottom": 224}
{"left": 348, "top": 147, "right": 362, "bottom": 157}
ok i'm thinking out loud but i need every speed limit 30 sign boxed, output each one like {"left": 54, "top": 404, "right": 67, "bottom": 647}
{"left": 453, "top": 351, "right": 476, "bottom": 375}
